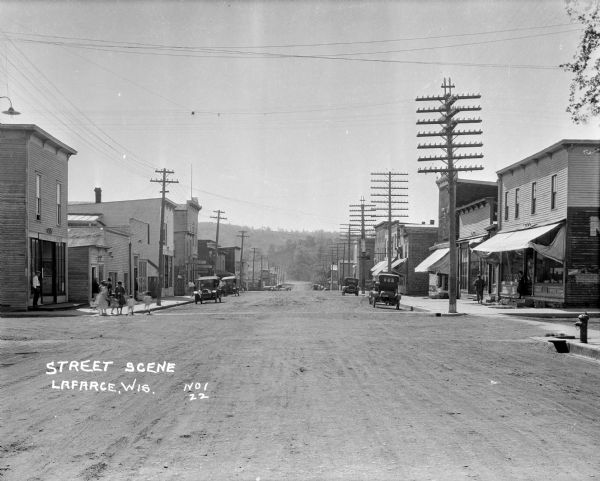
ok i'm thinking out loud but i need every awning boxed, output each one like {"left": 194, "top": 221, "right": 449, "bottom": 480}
{"left": 414, "top": 248, "right": 450, "bottom": 273}
{"left": 530, "top": 225, "right": 566, "bottom": 263}
{"left": 472, "top": 222, "right": 562, "bottom": 253}
{"left": 392, "top": 258, "right": 406, "bottom": 269}
{"left": 370, "top": 260, "right": 388, "bottom": 275}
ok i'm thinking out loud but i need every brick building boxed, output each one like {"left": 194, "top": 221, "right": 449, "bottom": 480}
{"left": 0, "top": 124, "right": 76, "bottom": 310}
{"left": 416, "top": 178, "right": 497, "bottom": 299}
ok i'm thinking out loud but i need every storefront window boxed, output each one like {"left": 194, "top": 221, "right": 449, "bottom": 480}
{"left": 535, "top": 256, "right": 563, "bottom": 284}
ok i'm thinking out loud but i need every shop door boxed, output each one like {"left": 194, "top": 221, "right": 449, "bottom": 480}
{"left": 41, "top": 240, "right": 56, "bottom": 304}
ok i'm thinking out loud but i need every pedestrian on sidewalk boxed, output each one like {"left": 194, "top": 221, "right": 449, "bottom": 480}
{"left": 32, "top": 270, "right": 41, "bottom": 309}
{"left": 126, "top": 295, "right": 136, "bottom": 316}
{"left": 96, "top": 281, "right": 109, "bottom": 316}
{"left": 115, "top": 281, "right": 126, "bottom": 315}
{"left": 142, "top": 291, "right": 153, "bottom": 315}
{"left": 474, "top": 274, "right": 486, "bottom": 304}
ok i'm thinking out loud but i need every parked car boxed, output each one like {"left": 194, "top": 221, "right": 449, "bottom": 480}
{"left": 369, "top": 273, "right": 401, "bottom": 309}
{"left": 220, "top": 276, "right": 240, "bottom": 296}
{"left": 194, "top": 276, "right": 222, "bottom": 303}
{"left": 276, "top": 283, "right": 292, "bottom": 291}
{"left": 341, "top": 277, "right": 359, "bottom": 296}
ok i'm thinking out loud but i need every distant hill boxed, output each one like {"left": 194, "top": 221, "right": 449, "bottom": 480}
{"left": 197, "top": 222, "right": 340, "bottom": 282}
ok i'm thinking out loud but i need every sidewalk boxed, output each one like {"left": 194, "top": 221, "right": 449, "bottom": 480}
{"left": 398, "top": 293, "right": 600, "bottom": 360}
{"left": 0, "top": 296, "right": 195, "bottom": 318}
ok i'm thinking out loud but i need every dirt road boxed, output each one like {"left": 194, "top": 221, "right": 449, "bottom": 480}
{"left": 2, "top": 285, "right": 599, "bottom": 480}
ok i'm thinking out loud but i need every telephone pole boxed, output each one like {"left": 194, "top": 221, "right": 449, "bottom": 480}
{"left": 237, "top": 230, "right": 248, "bottom": 290}
{"left": 416, "top": 77, "right": 483, "bottom": 313}
{"left": 150, "top": 169, "right": 179, "bottom": 306}
{"left": 210, "top": 210, "right": 226, "bottom": 273}
{"left": 349, "top": 197, "right": 376, "bottom": 294}
{"left": 251, "top": 247, "right": 258, "bottom": 290}
{"left": 371, "top": 171, "right": 409, "bottom": 273}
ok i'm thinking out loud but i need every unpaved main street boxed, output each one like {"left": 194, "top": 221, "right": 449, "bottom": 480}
{"left": 2, "top": 285, "right": 599, "bottom": 480}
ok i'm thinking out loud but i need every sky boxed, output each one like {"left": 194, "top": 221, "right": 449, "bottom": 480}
{"left": 1, "top": 0, "right": 598, "bottom": 232}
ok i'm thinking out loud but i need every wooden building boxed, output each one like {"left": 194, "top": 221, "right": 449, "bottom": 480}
{"left": 456, "top": 197, "right": 497, "bottom": 300}
{"left": 173, "top": 198, "right": 201, "bottom": 295}
{"left": 0, "top": 124, "right": 76, "bottom": 310}
{"left": 69, "top": 190, "right": 177, "bottom": 299}
{"left": 474, "top": 139, "right": 600, "bottom": 307}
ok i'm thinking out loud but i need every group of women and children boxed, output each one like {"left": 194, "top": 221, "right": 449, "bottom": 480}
{"left": 93, "top": 278, "right": 154, "bottom": 316}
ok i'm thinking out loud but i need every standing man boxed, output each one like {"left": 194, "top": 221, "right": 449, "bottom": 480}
{"left": 474, "top": 274, "right": 486, "bottom": 304}
{"left": 32, "top": 270, "right": 41, "bottom": 309}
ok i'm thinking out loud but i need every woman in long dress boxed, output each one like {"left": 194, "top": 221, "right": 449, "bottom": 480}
{"left": 96, "top": 282, "right": 109, "bottom": 316}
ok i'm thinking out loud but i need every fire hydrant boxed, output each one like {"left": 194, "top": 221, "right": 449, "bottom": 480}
{"left": 575, "top": 312, "right": 589, "bottom": 344}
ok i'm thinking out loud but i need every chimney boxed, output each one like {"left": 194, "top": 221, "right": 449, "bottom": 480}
{"left": 94, "top": 187, "right": 102, "bottom": 204}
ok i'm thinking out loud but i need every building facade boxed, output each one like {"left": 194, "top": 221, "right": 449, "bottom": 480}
{"left": 416, "top": 178, "right": 497, "bottom": 299}
{"left": 69, "top": 190, "right": 177, "bottom": 299}
{"left": 456, "top": 197, "right": 497, "bottom": 299}
{"left": 396, "top": 223, "right": 438, "bottom": 296}
{"left": 173, "top": 198, "right": 201, "bottom": 295}
{"left": 0, "top": 124, "right": 76, "bottom": 310}
{"left": 474, "top": 139, "right": 600, "bottom": 307}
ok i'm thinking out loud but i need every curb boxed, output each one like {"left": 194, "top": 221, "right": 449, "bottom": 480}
{"left": 536, "top": 336, "right": 600, "bottom": 361}
{"left": 0, "top": 299, "right": 195, "bottom": 319}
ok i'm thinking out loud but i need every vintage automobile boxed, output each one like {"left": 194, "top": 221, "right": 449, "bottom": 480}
{"left": 341, "top": 277, "right": 359, "bottom": 296}
{"left": 220, "top": 276, "right": 240, "bottom": 296}
{"left": 194, "top": 276, "right": 222, "bottom": 303}
{"left": 276, "top": 283, "right": 292, "bottom": 291}
{"left": 369, "top": 273, "right": 401, "bottom": 310}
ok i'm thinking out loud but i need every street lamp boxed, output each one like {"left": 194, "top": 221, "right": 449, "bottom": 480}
{"left": 1, "top": 96, "right": 21, "bottom": 116}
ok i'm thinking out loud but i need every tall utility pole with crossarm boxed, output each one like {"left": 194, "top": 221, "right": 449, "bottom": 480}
{"left": 370, "top": 171, "right": 409, "bottom": 274}
{"left": 416, "top": 77, "right": 484, "bottom": 313}
{"left": 237, "top": 230, "right": 248, "bottom": 290}
{"left": 210, "top": 210, "right": 226, "bottom": 273}
{"left": 349, "top": 197, "right": 376, "bottom": 294}
{"left": 150, "top": 169, "right": 179, "bottom": 306}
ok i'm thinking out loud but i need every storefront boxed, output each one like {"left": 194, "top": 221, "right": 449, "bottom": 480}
{"left": 414, "top": 247, "right": 450, "bottom": 299}
{"left": 473, "top": 222, "right": 564, "bottom": 305}
{"left": 30, "top": 236, "right": 67, "bottom": 306}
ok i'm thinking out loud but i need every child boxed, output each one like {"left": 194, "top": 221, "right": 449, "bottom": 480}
{"left": 142, "top": 291, "right": 153, "bottom": 315}
{"left": 126, "top": 295, "right": 136, "bottom": 316}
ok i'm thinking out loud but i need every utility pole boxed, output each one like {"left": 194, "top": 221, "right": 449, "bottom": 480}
{"left": 340, "top": 223, "right": 360, "bottom": 280}
{"left": 150, "top": 168, "right": 179, "bottom": 306}
{"left": 371, "top": 171, "right": 409, "bottom": 273}
{"left": 237, "top": 230, "right": 248, "bottom": 290}
{"left": 251, "top": 247, "right": 257, "bottom": 290}
{"left": 210, "top": 210, "right": 226, "bottom": 274}
{"left": 416, "top": 77, "right": 483, "bottom": 314}
{"left": 349, "top": 197, "right": 376, "bottom": 294}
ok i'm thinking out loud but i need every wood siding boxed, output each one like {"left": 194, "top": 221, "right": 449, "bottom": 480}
{"left": 68, "top": 247, "right": 91, "bottom": 303}
{"left": 458, "top": 201, "right": 493, "bottom": 238}
{"left": 567, "top": 145, "right": 600, "bottom": 208}
{"left": 499, "top": 148, "right": 569, "bottom": 231}
{"left": 0, "top": 130, "right": 28, "bottom": 308}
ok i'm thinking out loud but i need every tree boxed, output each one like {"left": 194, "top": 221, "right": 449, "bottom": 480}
{"left": 561, "top": 0, "right": 600, "bottom": 124}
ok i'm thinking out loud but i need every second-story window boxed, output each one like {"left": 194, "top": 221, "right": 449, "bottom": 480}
{"left": 504, "top": 191, "right": 509, "bottom": 220}
{"left": 56, "top": 183, "right": 62, "bottom": 225}
{"left": 36, "top": 174, "right": 42, "bottom": 220}
{"left": 515, "top": 188, "right": 520, "bottom": 219}
{"left": 551, "top": 174, "right": 558, "bottom": 209}
{"left": 531, "top": 182, "right": 537, "bottom": 214}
